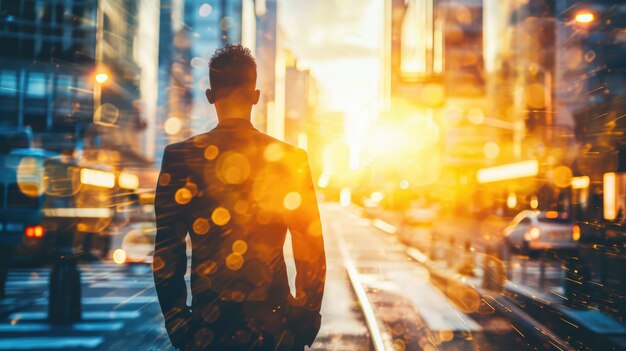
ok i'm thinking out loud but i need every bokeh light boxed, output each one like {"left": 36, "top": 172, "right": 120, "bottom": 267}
{"left": 211, "top": 207, "right": 231, "bottom": 226}
{"left": 198, "top": 3, "right": 213, "bottom": 17}
{"left": 283, "top": 191, "right": 302, "bottom": 211}
{"left": 164, "top": 116, "right": 183, "bottom": 135}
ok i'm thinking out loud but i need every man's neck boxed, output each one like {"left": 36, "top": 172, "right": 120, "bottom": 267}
{"left": 218, "top": 116, "right": 250, "bottom": 121}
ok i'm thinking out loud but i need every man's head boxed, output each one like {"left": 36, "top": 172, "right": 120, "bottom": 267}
{"left": 206, "top": 45, "right": 260, "bottom": 119}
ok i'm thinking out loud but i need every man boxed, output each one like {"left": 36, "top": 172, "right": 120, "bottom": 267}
{"left": 154, "top": 45, "right": 326, "bottom": 351}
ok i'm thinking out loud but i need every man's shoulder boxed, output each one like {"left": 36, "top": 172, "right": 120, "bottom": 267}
{"left": 258, "top": 133, "right": 308, "bottom": 158}
{"left": 163, "top": 133, "right": 211, "bottom": 153}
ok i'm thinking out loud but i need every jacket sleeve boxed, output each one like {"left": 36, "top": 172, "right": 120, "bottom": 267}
{"left": 285, "top": 150, "right": 326, "bottom": 313}
{"left": 153, "top": 145, "right": 192, "bottom": 348}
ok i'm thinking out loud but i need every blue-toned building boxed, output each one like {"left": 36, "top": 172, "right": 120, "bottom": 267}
{"left": 0, "top": 0, "right": 160, "bottom": 167}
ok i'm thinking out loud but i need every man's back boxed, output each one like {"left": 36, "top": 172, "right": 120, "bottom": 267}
{"left": 154, "top": 118, "right": 325, "bottom": 350}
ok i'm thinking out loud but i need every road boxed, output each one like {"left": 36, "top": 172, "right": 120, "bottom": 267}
{"left": 0, "top": 203, "right": 542, "bottom": 350}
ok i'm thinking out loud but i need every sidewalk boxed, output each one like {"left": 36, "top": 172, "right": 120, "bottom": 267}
{"left": 361, "top": 205, "right": 626, "bottom": 350}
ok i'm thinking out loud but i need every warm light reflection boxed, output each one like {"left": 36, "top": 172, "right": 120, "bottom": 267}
{"left": 283, "top": 191, "right": 302, "bottom": 211}
{"left": 118, "top": 171, "right": 139, "bottom": 189}
{"left": 113, "top": 249, "right": 126, "bottom": 264}
{"left": 95, "top": 72, "right": 109, "bottom": 84}
{"left": 164, "top": 116, "right": 183, "bottom": 135}
{"left": 506, "top": 192, "right": 517, "bottom": 209}
{"left": 604, "top": 172, "right": 616, "bottom": 220}
{"left": 80, "top": 168, "right": 115, "bottom": 188}
{"left": 17, "top": 157, "right": 45, "bottom": 197}
{"left": 574, "top": 11, "right": 594, "bottom": 24}
{"left": 477, "top": 160, "right": 539, "bottom": 184}
{"left": 572, "top": 225, "right": 581, "bottom": 241}
{"left": 571, "top": 176, "right": 590, "bottom": 189}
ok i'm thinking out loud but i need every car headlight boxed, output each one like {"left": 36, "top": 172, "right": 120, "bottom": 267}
{"left": 524, "top": 226, "right": 541, "bottom": 241}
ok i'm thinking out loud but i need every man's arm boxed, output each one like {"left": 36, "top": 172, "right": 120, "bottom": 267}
{"left": 286, "top": 150, "right": 326, "bottom": 313}
{"left": 153, "top": 145, "right": 191, "bottom": 348}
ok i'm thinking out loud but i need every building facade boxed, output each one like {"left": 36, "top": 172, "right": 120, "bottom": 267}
{"left": 0, "top": 0, "right": 160, "bottom": 167}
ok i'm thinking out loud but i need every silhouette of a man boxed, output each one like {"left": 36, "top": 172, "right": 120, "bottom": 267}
{"left": 154, "top": 45, "right": 326, "bottom": 351}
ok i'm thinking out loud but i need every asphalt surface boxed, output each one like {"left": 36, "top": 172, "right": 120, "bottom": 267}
{"left": 0, "top": 203, "right": 549, "bottom": 350}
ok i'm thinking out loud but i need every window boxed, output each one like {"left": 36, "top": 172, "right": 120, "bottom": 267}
{"left": 0, "top": 70, "right": 17, "bottom": 96}
{"left": 26, "top": 72, "right": 46, "bottom": 98}
{"left": 401, "top": 0, "right": 435, "bottom": 81}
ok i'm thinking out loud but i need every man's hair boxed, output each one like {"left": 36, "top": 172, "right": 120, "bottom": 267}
{"left": 209, "top": 44, "right": 257, "bottom": 92}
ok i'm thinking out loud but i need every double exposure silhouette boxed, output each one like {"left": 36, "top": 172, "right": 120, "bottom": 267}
{"left": 153, "top": 45, "right": 326, "bottom": 351}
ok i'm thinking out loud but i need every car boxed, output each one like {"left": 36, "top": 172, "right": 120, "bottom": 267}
{"left": 503, "top": 210, "right": 579, "bottom": 255}
{"left": 0, "top": 148, "right": 58, "bottom": 264}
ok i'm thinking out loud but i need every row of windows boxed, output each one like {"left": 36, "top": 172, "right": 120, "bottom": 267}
{"left": 0, "top": 69, "right": 93, "bottom": 132}
{"left": 0, "top": 70, "right": 92, "bottom": 97}
{"left": 0, "top": 0, "right": 96, "bottom": 25}
{"left": 0, "top": 0, "right": 96, "bottom": 62}
{"left": 0, "top": 35, "right": 94, "bottom": 62}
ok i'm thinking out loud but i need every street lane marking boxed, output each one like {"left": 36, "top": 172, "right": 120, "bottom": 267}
{"left": 90, "top": 281, "right": 153, "bottom": 288}
{"left": 333, "top": 221, "right": 388, "bottom": 351}
{"left": 0, "top": 337, "right": 104, "bottom": 349}
{"left": 31, "top": 296, "right": 157, "bottom": 305}
{"left": 372, "top": 219, "right": 397, "bottom": 234}
{"left": 10, "top": 311, "right": 141, "bottom": 321}
{"left": 74, "top": 322, "right": 125, "bottom": 331}
{"left": 0, "top": 322, "right": 124, "bottom": 332}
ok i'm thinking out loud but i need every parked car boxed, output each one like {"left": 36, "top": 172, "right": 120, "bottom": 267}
{"left": 503, "top": 210, "right": 578, "bottom": 255}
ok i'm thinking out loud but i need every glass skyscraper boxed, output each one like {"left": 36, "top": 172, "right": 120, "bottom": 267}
{"left": 0, "top": 0, "right": 160, "bottom": 166}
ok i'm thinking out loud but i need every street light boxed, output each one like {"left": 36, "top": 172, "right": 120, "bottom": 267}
{"left": 574, "top": 11, "right": 594, "bottom": 24}
{"left": 95, "top": 72, "right": 108, "bottom": 84}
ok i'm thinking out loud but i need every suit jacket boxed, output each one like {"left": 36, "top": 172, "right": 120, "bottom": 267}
{"left": 153, "top": 118, "right": 326, "bottom": 349}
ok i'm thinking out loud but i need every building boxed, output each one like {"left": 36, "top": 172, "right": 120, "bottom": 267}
{"left": 479, "top": 0, "right": 626, "bottom": 216}
{"left": 0, "top": 0, "right": 160, "bottom": 167}
{"left": 382, "top": 0, "right": 489, "bottom": 212}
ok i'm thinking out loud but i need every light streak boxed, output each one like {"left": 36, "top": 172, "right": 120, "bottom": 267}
{"left": 80, "top": 168, "right": 115, "bottom": 188}
{"left": 118, "top": 172, "right": 139, "bottom": 189}
{"left": 603, "top": 172, "right": 616, "bottom": 220}
{"left": 477, "top": 160, "right": 539, "bottom": 184}
{"left": 571, "top": 176, "right": 590, "bottom": 189}
{"left": 43, "top": 208, "right": 113, "bottom": 218}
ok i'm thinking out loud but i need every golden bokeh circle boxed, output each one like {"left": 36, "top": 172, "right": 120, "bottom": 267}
{"left": 216, "top": 152, "right": 250, "bottom": 184}
{"left": 192, "top": 218, "right": 210, "bottom": 235}
{"left": 283, "top": 191, "right": 302, "bottom": 211}
{"left": 232, "top": 240, "right": 248, "bottom": 255}
{"left": 225, "top": 253, "right": 244, "bottom": 271}
{"left": 158, "top": 172, "right": 171, "bottom": 186}
{"left": 204, "top": 145, "right": 219, "bottom": 160}
{"left": 553, "top": 165, "right": 573, "bottom": 188}
{"left": 175, "top": 188, "right": 193, "bottom": 205}
{"left": 263, "top": 142, "right": 285, "bottom": 162}
{"left": 211, "top": 207, "right": 231, "bottom": 226}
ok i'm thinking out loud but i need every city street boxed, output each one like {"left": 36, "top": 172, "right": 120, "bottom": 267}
{"left": 0, "top": 203, "right": 546, "bottom": 351}
{"left": 0, "top": 203, "right": 371, "bottom": 351}
{"left": 1, "top": 0, "right": 625, "bottom": 350}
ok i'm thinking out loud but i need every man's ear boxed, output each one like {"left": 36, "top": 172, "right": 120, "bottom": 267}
{"left": 206, "top": 89, "right": 215, "bottom": 104}
{"left": 252, "top": 89, "right": 260, "bottom": 105}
